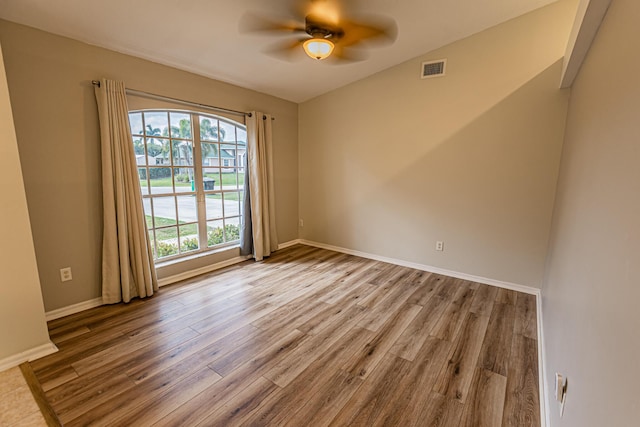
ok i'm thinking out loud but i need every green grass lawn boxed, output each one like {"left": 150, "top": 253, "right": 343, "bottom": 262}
{"left": 146, "top": 216, "right": 197, "bottom": 240}
{"left": 207, "top": 172, "right": 244, "bottom": 186}
{"left": 147, "top": 216, "right": 179, "bottom": 228}
{"left": 147, "top": 216, "right": 239, "bottom": 240}
{"left": 147, "top": 177, "right": 189, "bottom": 187}
{"left": 140, "top": 172, "right": 244, "bottom": 188}
{"left": 211, "top": 193, "right": 241, "bottom": 201}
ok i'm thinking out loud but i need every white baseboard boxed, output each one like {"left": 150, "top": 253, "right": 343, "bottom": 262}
{"left": 46, "top": 253, "right": 258, "bottom": 321}
{"left": 45, "top": 243, "right": 300, "bottom": 321}
{"left": 298, "top": 239, "right": 541, "bottom": 296}
{"left": 0, "top": 341, "right": 58, "bottom": 372}
{"left": 158, "top": 255, "right": 252, "bottom": 287}
{"left": 45, "top": 297, "right": 103, "bottom": 321}
{"left": 278, "top": 239, "right": 302, "bottom": 250}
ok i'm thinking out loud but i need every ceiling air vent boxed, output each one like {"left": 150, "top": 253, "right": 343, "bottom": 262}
{"left": 421, "top": 59, "right": 447, "bottom": 79}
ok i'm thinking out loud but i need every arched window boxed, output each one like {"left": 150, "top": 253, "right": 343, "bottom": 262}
{"left": 128, "top": 110, "right": 246, "bottom": 260}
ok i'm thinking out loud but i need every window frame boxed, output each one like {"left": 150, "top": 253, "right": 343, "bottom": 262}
{"left": 129, "top": 109, "right": 246, "bottom": 263}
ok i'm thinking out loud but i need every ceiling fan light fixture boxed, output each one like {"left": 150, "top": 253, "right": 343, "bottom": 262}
{"left": 303, "top": 37, "right": 334, "bottom": 60}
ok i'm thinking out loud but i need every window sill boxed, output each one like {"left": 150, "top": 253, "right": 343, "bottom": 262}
{"left": 155, "top": 243, "right": 240, "bottom": 268}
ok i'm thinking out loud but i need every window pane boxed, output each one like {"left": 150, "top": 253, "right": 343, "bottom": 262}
{"left": 237, "top": 146, "right": 246, "bottom": 168}
{"left": 179, "top": 225, "right": 199, "bottom": 253}
{"left": 129, "top": 112, "right": 143, "bottom": 136}
{"left": 205, "top": 194, "right": 223, "bottom": 220}
{"left": 237, "top": 127, "right": 247, "bottom": 144}
{"left": 173, "top": 168, "right": 194, "bottom": 193}
{"left": 156, "top": 227, "right": 179, "bottom": 258}
{"left": 201, "top": 143, "right": 218, "bottom": 166}
{"left": 172, "top": 141, "right": 194, "bottom": 166}
{"left": 148, "top": 230, "right": 156, "bottom": 258}
{"left": 170, "top": 112, "right": 192, "bottom": 139}
{"left": 133, "top": 137, "right": 145, "bottom": 157}
{"left": 203, "top": 168, "right": 221, "bottom": 192}
{"left": 221, "top": 169, "right": 239, "bottom": 189}
{"left": 135, "top": 149, "right": 150, "bottom": 167}
{"left": 138, "top": 168, "right": 149, "bottom": 195}
{"left": 158, "top": 139, "right": 172, "bottom": 164}
{"left": 220, "top": 143, "right": 236, "bottom": 156}
{"left": 148, "top": 167, "right": 173, "bottom": 194}
{"left": 200, "top": 117, "right": 220, "bottom": 141}
{"left": 144, "top": 111, "right": 169, "bottom": 139}
{"left": 220, "top": 121, "right": 236, "bottom": 142}
{"left": 220, "top": 147, "right": 236, "bottom": 171}
{"left": 207, "top": 220, "right": 224, "bottom": 247}
{"left": 151, "top": 196, "right": 176, "bottom": 224}
{"left": 143, "top": 198, "right": 153, "bottom": 225}
{"left": 225, "top": 217, "right": 240, "bottom": 242}
{"left": 224, "top": 192, "right": 240, "bottom": 217}
{"left": 146, "top": 137, "right": 169, "bottom": 163}
{"left": 177, "top": 195, "right": 197, "bottom": 223}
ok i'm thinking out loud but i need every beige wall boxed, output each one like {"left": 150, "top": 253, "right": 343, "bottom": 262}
{"left": 542, "top": 0, "right": 640, "bottom": 424}
{"left": 0, "top": 41, "right": 51, "bottom": 363}
{"left": 299, "top": 0, "right": 577, "bottom": 288}
{"left": 0, "top": 20, "right": 298, "bottom": 311}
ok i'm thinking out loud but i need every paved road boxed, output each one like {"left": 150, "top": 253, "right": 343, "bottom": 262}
{"left": 141, "top": 187, "right": 241, "bottom": 222}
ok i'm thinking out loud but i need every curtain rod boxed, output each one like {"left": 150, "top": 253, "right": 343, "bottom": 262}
{"left": 91, "top": 80, "right": 274, "bottom": 120}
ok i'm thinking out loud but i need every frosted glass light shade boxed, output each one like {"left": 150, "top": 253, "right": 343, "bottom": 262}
{"left": 303, "top": 38, "right": 334, "bottom": 60}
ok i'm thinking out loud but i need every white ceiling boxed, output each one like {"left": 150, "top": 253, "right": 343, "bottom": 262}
{"left": 0, "top": 0, "right": 558, "bottom": 102}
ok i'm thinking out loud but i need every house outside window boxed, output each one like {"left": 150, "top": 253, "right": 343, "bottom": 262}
{"left": 129, "top": 110, "right": 246, "bottom": 261}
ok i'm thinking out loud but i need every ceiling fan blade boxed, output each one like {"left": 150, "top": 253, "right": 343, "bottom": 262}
{"left": 329, "top": 44, "right": 368, "bottom": 63}
{"left": 264, "top": 38, "right": 308, "bottom": 62}
{"left": 338, "top": 15, "right": 398, "bottom": 48}
{"left": 239, "top": 12, "right": 305, "bottom": 35}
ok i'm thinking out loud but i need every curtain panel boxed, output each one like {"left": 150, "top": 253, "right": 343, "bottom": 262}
{"left": 95, "top": 79, "right": 158, "bottom": 303}
{"left": 241, "top": 112, "right": 278, "bottom": 261}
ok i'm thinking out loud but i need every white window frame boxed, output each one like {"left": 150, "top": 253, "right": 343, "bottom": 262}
{"left": 129, "top": 109, "right": 245, "bottom": 262}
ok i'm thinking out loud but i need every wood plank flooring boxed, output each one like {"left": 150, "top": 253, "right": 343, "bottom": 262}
{"left": 31, "top": 244, "right": 541, "bottom": 426}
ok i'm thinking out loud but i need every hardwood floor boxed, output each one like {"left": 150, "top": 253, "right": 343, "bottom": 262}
{"left": 31, "top": 245, "right": 541, "bottom": 426}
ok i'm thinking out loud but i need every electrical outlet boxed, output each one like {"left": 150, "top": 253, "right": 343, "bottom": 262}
{"left": 60, "top": 267, "right": 72, "bottom": 282}
{"left": 435, "top": 241, "right": 444, "bottom": 251}
{"left": 299, "top": 218, "right": 304, "bottom": 227}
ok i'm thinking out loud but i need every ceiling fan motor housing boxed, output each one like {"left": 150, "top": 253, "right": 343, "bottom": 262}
{"left": 305, "top": 15, "right": 343, "bottom": 40}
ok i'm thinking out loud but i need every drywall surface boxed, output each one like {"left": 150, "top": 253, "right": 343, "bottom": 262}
{"left": 0, "top": 41, "right": 50, "bottom": 361}
{"left": 0, "top": 20, "right": 298, "bottom": 311}
{"left": 542, "top": 0, "right": 640, "bottom": 424}
{"left": 299, "top": 0, "right": 577, "bottom": 288}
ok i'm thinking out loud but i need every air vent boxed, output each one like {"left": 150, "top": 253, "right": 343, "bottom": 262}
{"left": 421, "top": 59, "right": 447, "bottom": 79}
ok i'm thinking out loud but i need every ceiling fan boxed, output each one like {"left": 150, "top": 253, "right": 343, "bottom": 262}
{"left": 239, "top": 0, "right": 397, "bottom": 63}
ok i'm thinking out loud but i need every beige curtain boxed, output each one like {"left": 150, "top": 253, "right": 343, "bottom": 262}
{"left": 95, "top": 79, "right": 158, "bottom": 303}
{"left": 245, "top": 111, "right": 278, "bottom": 260}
